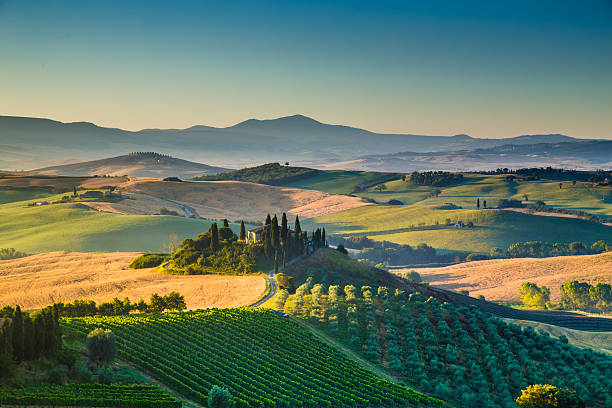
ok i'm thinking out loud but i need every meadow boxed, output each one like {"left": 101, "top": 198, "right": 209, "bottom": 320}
{"left": 283, "top": 170, "right": 399, "bottom": 194}
{"left": 0, "top": 196, "right": 232, "bottom": 253}
{"left": 304, "top": 205, "right": 612, "bottom": 253}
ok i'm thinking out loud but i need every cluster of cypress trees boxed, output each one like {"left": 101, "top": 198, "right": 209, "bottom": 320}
{"left": 0, "top": 305, "right": 61, "bottom": 367}
{"left": 261, "top": 213, "right": 309, "bottom": 269}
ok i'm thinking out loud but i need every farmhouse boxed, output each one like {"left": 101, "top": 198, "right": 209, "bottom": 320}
{"left": 246, "top": 225, "right": 269, "bottom": 244}
{"left": 246, "top": 225, "right": 294, "bottom": 244}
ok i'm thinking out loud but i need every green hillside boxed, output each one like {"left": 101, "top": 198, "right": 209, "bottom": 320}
{"left": 272, "top": 282, "right": 612, "bottom": 408}
{"left": 0, "top": 187, "right": 54, "bottom": 204}
{"left": 304, "top": 205, "right": 612, "bottom": 253}
{"left": 0, "top": 197, "right": 239, "bottom": 253}
{"left": 63, "top": 308, "right": 443, "bottom": 408}
{"left": 358, "top": 174, "right": 612, "bottom": 218}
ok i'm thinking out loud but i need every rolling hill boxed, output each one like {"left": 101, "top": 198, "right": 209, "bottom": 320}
{"left": 394, "top": 251, "right": 612, "bottom": 302}
{"left": 304, "top": 205, "right": 612, "bottom": 253}
{"left": 34, "top": 152, "right": 230, "bottom": 179}
{"left": 0, "top": 251, "right": 266, "bottom": 311}
{"left": 0, "top": 114, "right": 593, "bottom": 171}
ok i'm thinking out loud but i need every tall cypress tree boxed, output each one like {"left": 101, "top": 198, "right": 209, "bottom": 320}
{"left": 12, "top": 305, "right": 24, "bottom": 362}
{"left": 274, "top": 251, "right": 279, "bottom": 274}
{"left": 281, "top": 213, "right": 288, "bottom": 244}
{"left": 265, "top": 214, "right": 271, "bottom": 225}
{"left": 223, "top": 219, "right": 229, "bottom": 228}
{"left": 322, "top": 228, "right": 326, "bottom": 247}
{"left": 209, "top": 223, "right": 220, "bottom": 251}
{"left": 239, "top": 221, "right": 246, "bottom": 241}
{"left": 23, "top": 314, "right": 34, "bottom": 361}
{"left": 0, "top": 318, "right": 12, "bottom": 360}
{"left": 271, "top": 215, "right": 280, "bottom": 249}
{"left": 294, "top": 215, "right": 302, "bottom": 236}
{"left": 263, "top": 227, "right": 272, "bottom": 258}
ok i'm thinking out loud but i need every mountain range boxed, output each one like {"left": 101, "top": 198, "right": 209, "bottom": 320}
{"left": 0, "top": 114, "right": 608, "bottom": 171}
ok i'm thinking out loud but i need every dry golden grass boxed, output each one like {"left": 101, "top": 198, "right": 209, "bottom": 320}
{"left": 0, "top": 251, "right": 266, "bottom": 310}
{"left": 392, "top": 252, "right": 612, "bottom": 302}
{"left": 106, "top": 178, "right": 371, "bottom": 220}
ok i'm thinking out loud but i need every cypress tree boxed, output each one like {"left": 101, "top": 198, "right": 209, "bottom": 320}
{"left": 263, "top": 227, "right": 272, "bottom": 258}
{"left": 281, "top": 213, "right": 288, "bottom": 244}
{"left": 239, "top": 221, "right": 246, "bottom": 241}
{"left": 0, "top": 318, "right": 13, "bottom": 360}
{"left": 271, "top": 215, "right": 280, "bottom": 249}
{"left": 265, "top": 214, "right": 271, "bottom": 225}
{"left": 322, "top": 228, "right": 326, "bottom": 247}
{"left": 477, "top": 198, "right": 480, "bottom": 209}
{"left": 223, "top": 219, "right": 229, "bottom": 228}
{"left": 210, "top": 223, "right": 220, "bottom": 251}
{"left": 274, "top": 251, "right": 279, "bottom": 274}
{"left": 12, "top": 305, "right": 24, "bottom": 362}
{"left": 23, "top": 314, "right": 35, "bottom": 361}
{"left": 283, "top": 248, "right": 287, "bottom": 268}
{"left": 294, "top": 215, "right": 302, "bottom": 236}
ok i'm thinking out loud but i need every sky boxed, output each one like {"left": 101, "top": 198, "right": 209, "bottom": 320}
{"left": 1, "top": 0, "right": 611, "bottom": 139}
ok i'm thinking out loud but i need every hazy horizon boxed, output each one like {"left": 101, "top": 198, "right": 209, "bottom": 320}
{"left": 1, "top": 0, "right": 611, "bottom": 139}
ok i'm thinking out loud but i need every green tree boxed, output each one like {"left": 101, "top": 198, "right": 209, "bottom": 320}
{"left": 336, "top": 244, "right": 348, "bottom": 255}
{"left": 208, "top": 385, "right": 232, "bottom": 408}
{"left": 294, "top": 215, "right": 301, "bottom": 236}
{"left": 519, "top": 282, "right": 550, "bottom": 308}
{"left": 516, "top": 384, "right": 584, "bottom": 408}
{"left": 222, "top": 219, "right": 229, "bottom": 228}
{"left": 490, "top": 247, "right": 505, "bottom": 258}
{"left": 150, "top": 293, "right": 166, "bottom": 313}
{"left": 209, "top": 223, "right": 220, "bottom": 251}
{"left": 11, "top": 305, "right": 24, "bottom": 362}
{"left": 265, "top": 214, "right": 271, "bottom": 225}
{"left": 263, "top": 227, "right": 272, "bottom": 258}
{"left": 239, "top": 221, "right": 246, "bottom": 241}
{"left": 560, "top": 280, "right": 592, "bottom": 309}
{"left": 86, "top": 328, "right": 116, "bottom": 367}
{"left": 271, "top": 215, "right": 280, "bottom": 248}
{"left": 281, "top": 213, "right": 288, "bottom": 244}
{"left": 163, "top": 292, "right": 187, "bottom": 311}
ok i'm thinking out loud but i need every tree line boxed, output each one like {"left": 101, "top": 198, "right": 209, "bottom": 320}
{"left": 193, "top": 162, "right": 320, "bottom": 185}
{"left": 0, "top": 305, "right": 61, "bottom": 371}
{"left": 519, "top": 281, "right": 611, "bottom": 312}
{"left": 403, "top": 171, "right": 464, "bottom": 187}
{"left": 52, "top": 292, "right": 187, "bottom": 317}
{"left": 488, "top": 240, "right": 610, "bottom": 259}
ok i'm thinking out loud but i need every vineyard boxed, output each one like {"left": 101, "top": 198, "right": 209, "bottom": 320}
{"left": 62, "top": 308, "right": 444, "bottom": 408}
{"left": 0, "top": 384, "right": 181, "bottom": 407}
{"left": 273, "top": 283, "right": 612, "bottom": 408}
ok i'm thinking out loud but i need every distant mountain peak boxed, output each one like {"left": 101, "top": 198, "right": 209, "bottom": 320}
{"left": 230, "top": 114, "right": 323, "bottom": 129}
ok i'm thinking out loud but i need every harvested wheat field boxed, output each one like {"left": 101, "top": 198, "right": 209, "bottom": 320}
{"left": 0, "top": 251, "right": 266, "bottom": 310}
{"left": 392, "top": 252, "right": 612, "bottom": 302}
{"left": 99, "top": 178, "right": 371, "bottom": 221}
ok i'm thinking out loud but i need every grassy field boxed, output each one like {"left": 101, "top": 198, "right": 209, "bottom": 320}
{"left": 0, "top": 187, "right": 55, "bottom": 204}
{"left": 0, "top": 194, "right": 235, "bottom": 253}
{"left": 283, "top": 170, "right": 399, "bottom": 194}
{"left": 304, "top": 205, "right": 612, "bottom": 253}
{"left": 357, "top": 174, "right": 612, "bottom": 218}
{"left": 0, "top": 251, "right": 266, "bottom": 310}
{"left": 394, "top": 251, "right": 612, "bottom": 302}
{"left": 503, "top": 318, "right": 612, "bottom": 355}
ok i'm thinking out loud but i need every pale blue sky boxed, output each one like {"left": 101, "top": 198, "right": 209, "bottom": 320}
{"left": 1, "top": 0, "right": 611, "bottom": 138}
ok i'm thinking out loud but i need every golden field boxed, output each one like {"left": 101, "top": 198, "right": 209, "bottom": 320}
{"left": 392, "top": 252, "right": 612, "bottom": 302}
{"left": 0, "top": 251, "right": 266, "bottom": 310}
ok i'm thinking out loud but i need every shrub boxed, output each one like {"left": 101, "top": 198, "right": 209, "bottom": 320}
{"left": 519, "top": 282, "right": 550, "bottom": 309}
{"left": 129, "top": 253, "right": 168, "bottom": 269}
{"left": 387, "top": 199, "right": 403, "bottom": 205}
{"left": 336, "top": 244, "right": 349, "bottom": 255}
